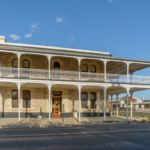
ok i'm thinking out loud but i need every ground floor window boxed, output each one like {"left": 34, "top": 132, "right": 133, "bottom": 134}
{"left": 12, "top": 90, "right": 18, "bottom": 108}
{"left": 23, "top": 90, "right": 31, "bottom": 108}
{"left": 90, "top": 92, "right": 96, "bottom": 108}
{"left": 81, "top": 92, "right": 88, "bottom": 108}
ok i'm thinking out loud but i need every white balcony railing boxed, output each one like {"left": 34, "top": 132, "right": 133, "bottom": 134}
{"left": 106, "top": 73, "right": 127, "bottom": 83}
{"left": 129, "top": 75, "right": 150, "bottom": 84}
{"left": 0, "top": 67, "right": 150, "bottom": 85}
{"left": 0, "top": 67, "right": 18, "bottom": 78}
{"left": 81, "top": 72, "right": 104, "bottom": 81}
{"left": 50, "top": 70, "right": 79, "bottom": 80}
{"left": 20, "top": 68, "right": 49, "bottom": 79}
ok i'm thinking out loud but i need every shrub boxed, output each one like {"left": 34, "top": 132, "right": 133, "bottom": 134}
{"left": 115, "top": 120, "right": 120, "bottom": 123}
{"left": 103, "top": 120, "right": 120, "bottom": 123}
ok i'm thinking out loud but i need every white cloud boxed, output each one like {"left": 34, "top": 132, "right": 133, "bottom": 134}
{"left": 30, "top": 23, "right": 38, "bottom": 28}
{"left": 56, "top": 17, "right": 63, "bottom": 23}
{"left": 109, "top": 0, "right": 112, "bottom": 2}
{"left": 30, "top": 29, "right": 35, "bottom": 32}
{"left": 25, "top": 33, "right": 32, "bottom": 38}
{"left": 9, "top": 34, "right": 20, "bottom": 41}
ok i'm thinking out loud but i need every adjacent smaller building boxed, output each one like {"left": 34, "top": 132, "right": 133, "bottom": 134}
{"left": 133, "top": 100, "right": 150, "bottom": 111}
{"left": 109, "top": 96, "right": 142, "bottom": 111}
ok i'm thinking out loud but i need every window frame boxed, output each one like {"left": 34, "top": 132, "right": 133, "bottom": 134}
{"left": 22, "top": 59, "right": 30, "bottom": 68}
{"left": 81, "top": 92, "right": 88, "bottom": 109}
{"left": 54, "top": 62, "right": 60, "bottom": 69}
{"left": 12, "top": 90, "right": 18, "bottom": 108}
{"left": 82, "top": 64, "right": 88, "bottom": 72}
{"left": 23, "top": 90, "right": 31, "bottom": 108}
{"left": 12, "top": 59, "right": 18, "bottom": 68}
{"left": 90, "top": 92, "right": 96, "bottom": 109}
{"left": 90, "top": 65, "right": 96, "bottom": 73}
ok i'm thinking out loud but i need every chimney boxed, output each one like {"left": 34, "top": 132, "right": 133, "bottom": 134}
{"left": 142, "top": 96, "right": 144, "bottom": 101}
{"left": 0, "top": 35, "right": 7, "bottom": 43}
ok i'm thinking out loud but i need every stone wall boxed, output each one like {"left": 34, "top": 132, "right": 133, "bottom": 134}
{"left": 68, "top": 89, "right": 109, "bottom": 113}
{"left": 0, "top": 87, "right": 46, "bottom": 113}
{"left": 0, "top": 87, "right": 109, "bottom": 115}
{"left": 51, "top": 57, "right": 78, "bottom": 71}
{"left": 0, "top": 52, "right": 48, "bottom": 69}
{"left": 0, "top": 52, "right": 109, "bottom": 73}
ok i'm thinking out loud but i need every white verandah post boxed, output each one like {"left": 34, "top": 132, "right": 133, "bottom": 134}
{"left": 130, "top": 92, "right": 133, "bottom": 118}
{"left": 116, "top": 94, "right": 119, "bottom": 116}
{"left": 103, "top": 86, "right": 107, "bottom": 121}
{"left": 111, "top": 95, "right": 113, "bottom": 116}
{"left": 18, "top": 53, "right": 20, "bottom": 78}
{"left": 126, "top": 62, "right": 130, "bottom": 83}
{"left": 48, "top": 83, "right": 51, "bottom": 122}
{"left": 104, "top": 60, "right": 107, "bottom": 82}
{"left": 18, "top": 82, "right": 20, "bottom": 122}
{"left": 78, "top": 85, "right": 81, "bottom": 122}
{"left": 78, "top": 58, "right": 81, "bottom": 81}
{"left": 126, "top": 87, "right": 130, "bottom": 120}
{"left": 48, "top": 55, "right": 51, "bottom": 79}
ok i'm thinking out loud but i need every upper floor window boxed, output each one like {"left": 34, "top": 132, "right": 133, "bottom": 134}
{"left": 82, "top": 64, "right": 88, "bottom": 72}
{"left": 23, "top": 90, "right": 31, "bottom": 108}
{"left": 90, "top": 65, "right": 96, "bottom": 73}
{"left": 81, "top": 92, "right": 88, "bottom": 108}
{"left": 90, "top": 92, "right": 96, "bottom": 108}
{"left": 12, "top": 59, "right": 18, "bottom": 68}
{"left": 54, "top": 62, "right": 60, "bottom": 69}
{"left": 22, "top": 60, "right": 30, "bottom": 68}
{"left": 12, "top": 90, "right": 18, "bottom": 108}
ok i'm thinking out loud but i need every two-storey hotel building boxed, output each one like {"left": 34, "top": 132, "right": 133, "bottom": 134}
{"left": 0, "top": 35, "right": 150, "bottom": 122}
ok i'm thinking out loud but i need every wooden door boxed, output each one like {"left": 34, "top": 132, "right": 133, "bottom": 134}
{"left": 52, "top": 97, "right": 60, "bottom": 114}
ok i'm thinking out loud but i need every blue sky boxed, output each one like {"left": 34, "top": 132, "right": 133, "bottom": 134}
{"left": 1, "top": 0, "right": 150, "bottom": 100}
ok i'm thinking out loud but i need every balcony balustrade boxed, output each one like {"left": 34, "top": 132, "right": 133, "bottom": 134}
{"left": 0, "top": 67, "right": 150, "bottom": 84}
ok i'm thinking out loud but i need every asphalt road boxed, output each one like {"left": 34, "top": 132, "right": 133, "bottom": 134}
{"left": 0, "top": 123, "right": 150, "bottom": 150}
{"left": 119, "top": 111, "right": 150, "bottom": 117}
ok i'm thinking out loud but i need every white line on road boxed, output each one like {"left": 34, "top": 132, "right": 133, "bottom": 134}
{"left": 0, "top": 128, "right": 150, "bottom": 138}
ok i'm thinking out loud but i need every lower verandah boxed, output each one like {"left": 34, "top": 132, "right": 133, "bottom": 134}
{"left": 0, "top": 87, "right": 110, "bottom": 118}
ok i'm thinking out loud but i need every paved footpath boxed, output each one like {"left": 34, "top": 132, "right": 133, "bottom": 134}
{"left": 0, "top": 123, "right": 150, "bottom": 150}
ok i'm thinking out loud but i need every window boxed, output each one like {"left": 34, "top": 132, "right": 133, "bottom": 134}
{"left": 90, "top": 92, "right": 96, "bottom": 108}
{"left": 54, "top": 62, "right": 60, "bottom": 69}
{"left": 82, "top": 64, "right": 88, "bottom": 72}
{"left": 12, "top": 59, "right": 18, "bottom": 68}
{"left": 90, "top": 65, "right": 96, "bottom": 73}
{"left": 81, "top": 92, "right": 88, "bottom": 108}
{"left": 23, "top": 90, "right": 31, "bottom": 108}
{"left": 22, "top": 60, "right": 30, "bottom": 68}
{"left": 12, "top": 90, "right": 18, "bottom": 108}
{"left": 12, "top": 59, "right": 18, "bottom": 75}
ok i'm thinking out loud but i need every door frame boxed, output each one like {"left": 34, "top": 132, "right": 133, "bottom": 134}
{"left": 52, "top": 96, "right": 62, "bottom": 115}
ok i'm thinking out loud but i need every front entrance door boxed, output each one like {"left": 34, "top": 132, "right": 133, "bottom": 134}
{"left": 52, "top": 96, "right": 61, "bottom": 115}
